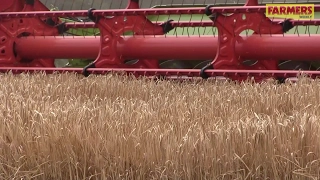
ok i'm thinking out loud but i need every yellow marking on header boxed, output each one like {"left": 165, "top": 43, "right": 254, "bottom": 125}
{"left": 266, "top": 4, "right": 314, "bottom": 20}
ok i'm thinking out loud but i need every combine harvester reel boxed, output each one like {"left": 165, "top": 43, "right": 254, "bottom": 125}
{"left": 0, "top": 0, "right": 65, "bottom": 67}
{"left": 0, "top": 0, "right": 320, "bottom": 82}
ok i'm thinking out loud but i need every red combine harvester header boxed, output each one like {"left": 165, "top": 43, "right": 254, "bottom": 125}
{"left": 0, "top": 0, "right": 320, "bottom": 82}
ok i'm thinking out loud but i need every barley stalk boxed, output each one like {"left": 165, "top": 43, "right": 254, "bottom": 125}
{"left": 0, "top": 73, "right": 319, "bottom": 179}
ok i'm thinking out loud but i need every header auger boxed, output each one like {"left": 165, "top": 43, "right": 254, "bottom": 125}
{"left": 1, "top": 0, "right": 320, "bottom": 82}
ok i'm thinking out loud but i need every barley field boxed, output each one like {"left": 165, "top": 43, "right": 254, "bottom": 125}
{"left": 0, "top": 73, "right": 319, "bottom": 179}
